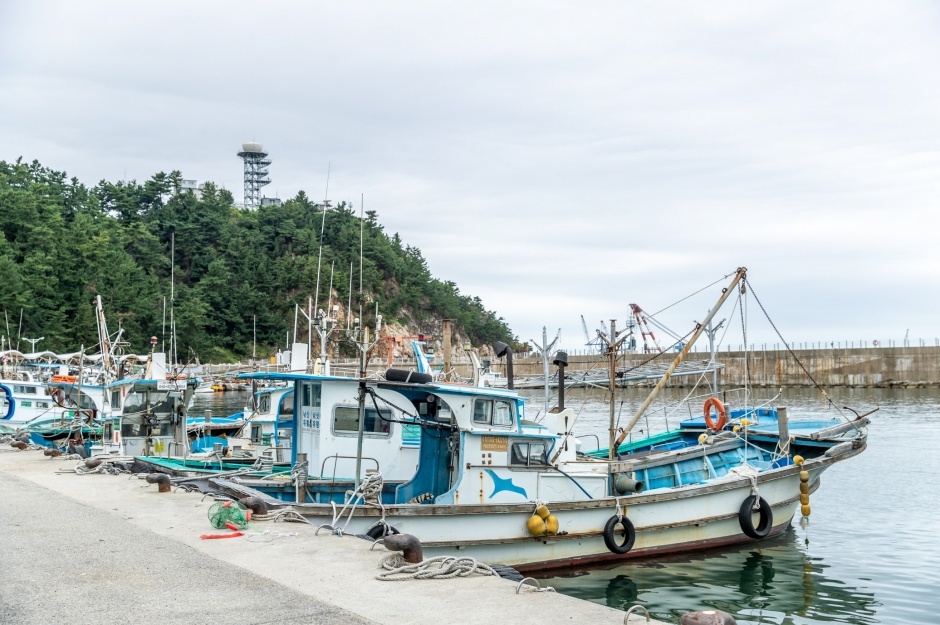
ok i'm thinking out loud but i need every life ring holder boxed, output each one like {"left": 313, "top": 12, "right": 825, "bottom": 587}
{"left": 738, "top": 495, "right": 773, "bottom": 539}
{"left": 703, "top": 397, "right": 728, "bottom": 431}
{"left": 602, "top": 514, "right": 636, "bottom": 554}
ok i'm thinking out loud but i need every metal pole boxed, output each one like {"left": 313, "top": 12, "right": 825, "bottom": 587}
{"left": 443, "top": 319, "right": 453, "bottom": 379}
{"left": 541, "top": 327, "right": 550, "bottom": 414}
{"left": 295, "top": 452, "right": 307, "bottom": 503}
{"left": 608, "top": 319, "right": 617, "bottom": 460}
{"left": 615, "top": 268, "right": 746, "bottom": 448}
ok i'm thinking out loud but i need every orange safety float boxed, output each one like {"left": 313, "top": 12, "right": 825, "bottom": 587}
{"left": 703, "top": 397, "right": 728, "bottom": 430}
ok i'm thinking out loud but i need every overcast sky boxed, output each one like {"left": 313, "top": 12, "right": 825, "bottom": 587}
{"left": 2, "top": 1, "right": 938, "bottom": 352}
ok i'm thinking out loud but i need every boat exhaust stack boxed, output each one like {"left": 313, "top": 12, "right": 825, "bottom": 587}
{"left": 493, "top": 342, "right": 513, "bottom": 390}
{"left": 553, "top": 351, "right": 568, "bottom": 411}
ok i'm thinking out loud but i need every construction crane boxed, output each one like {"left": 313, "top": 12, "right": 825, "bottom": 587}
{"left": 580, "top": 316, "right": 606, "bottom": 354}
{"left": 629, "top": 304, "right": 685, "bottom": 353}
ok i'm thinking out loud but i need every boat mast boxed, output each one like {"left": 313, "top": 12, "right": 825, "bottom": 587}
{"left": 613, "top": 267, "right": 747, "bottom": 451}
{"left": 595, "top": 320, "right": 631, "bottom": 460}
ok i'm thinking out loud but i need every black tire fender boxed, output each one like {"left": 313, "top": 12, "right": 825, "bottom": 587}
{"left": 738, "top": 495, "right": 773, "bottom": 539}
{"left": 602, "top": 515, "right": 636, "bottom": 554}
{"left": 366, "top": 522, "right": 401, "bottom": 540}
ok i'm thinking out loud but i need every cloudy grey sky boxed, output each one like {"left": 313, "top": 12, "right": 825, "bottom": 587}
{"left": 2, "top": 1, "right": 938, "bottom": 351}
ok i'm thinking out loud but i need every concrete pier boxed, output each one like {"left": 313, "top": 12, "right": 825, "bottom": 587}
{"left": 0, "top": 449, "right": 666, "bottom": 625}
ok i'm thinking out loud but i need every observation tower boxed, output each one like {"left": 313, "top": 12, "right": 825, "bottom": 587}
{"left": 236, "top": 142, "right": 271, "bottom": 210}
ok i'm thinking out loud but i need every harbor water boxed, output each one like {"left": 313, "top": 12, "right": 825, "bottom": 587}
{"left": 195, "top": 386, "right": 940, "bottom": 624}
{"left": 522, "top": 386, "right": 940, "bottom": 625}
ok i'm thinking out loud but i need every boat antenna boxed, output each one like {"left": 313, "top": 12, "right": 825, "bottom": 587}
{"left": 170, "top": 230, "right": 175, "bottom": 368}
{"left": 347, "top": 261, "right": 353, "bottom": 332}
{"left": 16, "top": 308, "right": 23, "bottom": 351}
{"left": 359, "top": 194, "right": 364, "bottom": 326}
{"left": 326, "top": 261, "right": 335, "bottom": 324}
{"left": 529, "top": 326, "right": 561, "bottom": 415}
{"left": 313, "top": 163, "right": 331, "bottom": 315}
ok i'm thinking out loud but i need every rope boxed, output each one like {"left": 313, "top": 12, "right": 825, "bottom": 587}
{"left": 744, "top": 277, "right": 848, "bottom": 421}
{"left": 316, "top": 472, "right": 384, "bottom": 536}
{"left": 376, "top": 553, "right": 497, "bottom": 581}
{"left": 290, "top": 460, "right": 309, "bottom": 485}
{"left": 245, "top": 529, "right": 298, "bottom": 542}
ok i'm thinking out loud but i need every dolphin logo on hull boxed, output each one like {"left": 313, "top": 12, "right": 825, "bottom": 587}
{"left": 485, "top": 469, "right": 528, "bottom": 499}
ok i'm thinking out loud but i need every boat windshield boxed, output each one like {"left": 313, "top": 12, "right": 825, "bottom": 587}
{"left": 123, "top": 390, "right": 173, "bottom": 416}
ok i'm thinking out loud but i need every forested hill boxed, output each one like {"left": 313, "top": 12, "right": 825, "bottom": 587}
{"left": 0, "top": 158, "right": 516, "bottom": 360}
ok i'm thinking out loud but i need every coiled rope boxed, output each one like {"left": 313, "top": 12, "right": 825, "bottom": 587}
{"left": 376, "top": 553, "right": 496, "bottom": 581}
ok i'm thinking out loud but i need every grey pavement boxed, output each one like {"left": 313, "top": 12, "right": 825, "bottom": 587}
{"left": 0, "top": 450, "right": 657, "bottom": 625}
{"left": 0, "top": 470, "right": 376, "bottom": 625}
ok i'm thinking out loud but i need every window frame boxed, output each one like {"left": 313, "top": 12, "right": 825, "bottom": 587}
{"left": 508, "top": 438, "right": 551, "bottom": 469}
{"left": 472, "top": 397, "right": 515, "bottom": 428}
{"left": 331, "top": 404, "right": 393, "bottom": 438}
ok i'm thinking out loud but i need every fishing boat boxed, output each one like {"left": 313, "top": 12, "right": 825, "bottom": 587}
{"left": 200, "top": 268, "right": 869, "bottom": 571}
{"left": 236, "top": 384, "right": 294, "bottom": 458}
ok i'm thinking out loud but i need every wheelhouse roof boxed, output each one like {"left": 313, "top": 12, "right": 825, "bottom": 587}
{"left": 236, "top": 371, "right": 525, "bottom": 401}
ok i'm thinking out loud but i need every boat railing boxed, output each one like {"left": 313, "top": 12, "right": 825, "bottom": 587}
{"left": 320, "top": 454, "right": 379, "bottom": 483}
{"left": 578, "top": 433, "right": 601, "bottom": 452}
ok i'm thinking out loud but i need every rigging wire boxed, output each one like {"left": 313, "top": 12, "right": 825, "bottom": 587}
{"left": 649, "top": 271, "right": 736, "bottom": 318}
{"left": 743, "top": 277, "right": 848, "bottom": 420}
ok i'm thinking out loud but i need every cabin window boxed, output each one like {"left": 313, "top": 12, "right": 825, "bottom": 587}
{"left": 258, "top": 394, "right": 271, "bottom": 413}
{"left": 300, "top": 383, "right": 320, "bottom": 408}
{"left": 110, "top": 390, "right": 122, "bottom": 409}
{"left": 473, "top": 398, "right": 514, "bottom": 427}
{"left": 279, "top": 393, "right": 293, "bottom": 419}
{"left": 510, "top": 440, "right": 549, "bottom": 467}
{"left": 14, "top": 385, "right": 38, "bottom": 394}
{"left": 332, "top": 405, "right": 392, "bottom": 437}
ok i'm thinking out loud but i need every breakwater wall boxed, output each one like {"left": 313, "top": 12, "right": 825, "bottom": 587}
{"left": 506, "top": 346, "right": 940, "bottom": 388}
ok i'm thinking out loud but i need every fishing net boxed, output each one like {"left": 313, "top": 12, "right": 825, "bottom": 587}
{"left": 208, "top": 501, "right": 249, "bottom": 530}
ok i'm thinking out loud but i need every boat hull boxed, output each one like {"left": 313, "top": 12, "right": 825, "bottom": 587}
{"left": 216, "top": 447, "right": 856, "bottom": 570}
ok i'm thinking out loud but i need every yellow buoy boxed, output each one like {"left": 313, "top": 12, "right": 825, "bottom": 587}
{"left": 698, "top": 433, "right": 708, "bottom": 445}
{"left": 732, "top": 425, "right": 741, "bottom": 433}
{"left": 535, "top": 504, "right": 550, "bottom": 520}
{"left": 740, "top": 418, "right": 751, "bottom": 426}
{"left": 800, "top": 482, "right": 810, "bottom": 494}
{"left": 799, "top": 470, "right": 810, "bottom": 482}
{"left": 800, "top": 493, "right": 810, "bottom": 505}
{"left": 793, "top": 455, "right": 805, "bottom": 466}
{"left": 526, "top": 515, "right": 546, "bottom": 536}
{"left": 545, "top": 515, "right": 559, "bottom": 536}
{"left": 801, "top": 504, "right": 812, "bottom": 517}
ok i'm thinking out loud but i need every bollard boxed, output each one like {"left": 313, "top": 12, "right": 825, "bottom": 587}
{"left": 239, "top": 496, "right": 269, "bottom": 516}
{"left": 680, "top": 610, "right": 737, "bottom": 625}
{"left": 84, "top": 457, "right": 103, "bottom": 469}
{"left": 43, "top": 449, "right": 62, "bottom": 458}
{"left": 145, "top": 473, "right": 173, "bottom": 493}
{"left": 383, "top": 533, "right": 424, "bottom": 563}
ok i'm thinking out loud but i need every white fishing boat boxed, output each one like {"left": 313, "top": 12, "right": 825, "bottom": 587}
{"left": 205, "top": 268, "right": 869, "bottom": 571}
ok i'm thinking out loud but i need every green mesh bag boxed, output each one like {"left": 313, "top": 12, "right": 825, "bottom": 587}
{"left": 208, "top": 501, "right": 249, "bottom": 530}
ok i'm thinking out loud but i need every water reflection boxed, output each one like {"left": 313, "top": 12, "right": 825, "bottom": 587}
{"left": 534, "top": 528, "right": 879, "bottom": 625}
